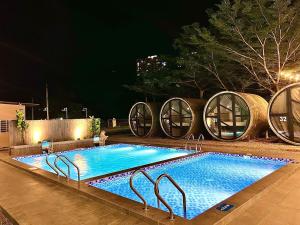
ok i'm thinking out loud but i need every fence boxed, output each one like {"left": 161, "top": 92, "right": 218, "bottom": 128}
{"left": 9, "top": 118, "right": 92, "bottom": 146}
{"left": 106, "top": 118, "right": 128, "bottom": 128}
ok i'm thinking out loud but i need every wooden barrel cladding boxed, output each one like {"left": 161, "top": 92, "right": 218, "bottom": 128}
{"left": 159, "top": 97, "right": 206, "bottom": 139}
{"left": 268, "top": 83, "right": 300, "bottom": 145}
{"left": 203, "top": 91, "right": 268, "bottom": 141}
{"left": 128, "top": 102, "right": 162, "bottom": 137}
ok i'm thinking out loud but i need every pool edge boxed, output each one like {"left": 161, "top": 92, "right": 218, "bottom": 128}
{"left": 0, "top": 149, "right": 298, "bottom": 225}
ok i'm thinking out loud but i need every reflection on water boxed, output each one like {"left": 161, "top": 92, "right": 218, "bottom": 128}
{"left": 131, "top": 149, "right": 158, "bottom": 155}
{"left": 114, "top": 147, "right": 134, "bottom": 151}
{"left": 14, "top": 144, "right": 194, "bottom": 180}
{"left": 73, "top": 154, "right": 88, "bottom": 176}
{"left": 32, "top": 157, "right": 43, "bottom": 168}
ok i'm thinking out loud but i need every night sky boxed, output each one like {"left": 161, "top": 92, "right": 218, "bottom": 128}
{"left": 0, "top": 0, "right": 218, "bottom": 119}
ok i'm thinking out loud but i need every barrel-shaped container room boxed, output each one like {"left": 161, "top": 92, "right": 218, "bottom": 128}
{"left": 159, "top": 97, "right": 206, "bottom": 139}
{"left": 268, "top": 83, "right": 300, "bottom": 145}
{"left": 203, "top": 91, "right": 268, "bottom": 141}
{"left": 128, "top": 102, "right": 161, "bottom": 137}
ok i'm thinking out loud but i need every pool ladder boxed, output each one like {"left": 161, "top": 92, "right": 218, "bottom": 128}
{"left": 185, "top": 133, "right": 204, "bottom": 151}
{"left": 45, "top": 153, "right": 81, "bottom": 187}
{"left": 130, "top": 170, "right": 187, "bottom": 220}
{"left": 129, "top": 169, "right": 160, "bottom": 210}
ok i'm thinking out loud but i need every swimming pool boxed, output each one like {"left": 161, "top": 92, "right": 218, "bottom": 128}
{"left": 89, "top": 152, "right": 289, "bottom": 219}
{"left": 14, "top": 144, "right": 194, "bottom": 180}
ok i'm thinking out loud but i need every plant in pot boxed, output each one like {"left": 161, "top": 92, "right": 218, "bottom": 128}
{"left": 89, "top": 116, "right": 101, "bottom": 137}
{"left": 16, "top": 110, "right": 29, "bottom": 145}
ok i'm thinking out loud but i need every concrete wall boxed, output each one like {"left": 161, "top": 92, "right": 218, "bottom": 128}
{"left": 10, "top": 139, "right": 94, "bottom": 156}
{"left": 0, "top": 103, "right": 25, "bottom": 120}
{"left": 0, "top": 103, "right": 25, "bottom": 147}
{"left": 0, "top": 133, "right": 9, "bottom": 148}
{"left": 9, "top": 118, "right": 92, "bottom": 146}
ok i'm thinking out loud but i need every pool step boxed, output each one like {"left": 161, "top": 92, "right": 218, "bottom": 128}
{"left": 45, "top": 153, "right": 81, "bottom": 188}
{"left": 129, "top": 169, "right": 160, "bottom": 210}
{"left": 129, "top": 169, "right": 187, "bottom": 221}
{"left": 185, "top": 133, "right": 204, "bottom": 152}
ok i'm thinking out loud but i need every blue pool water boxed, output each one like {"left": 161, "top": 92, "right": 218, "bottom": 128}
{"left": 89, "top": 153, "right": 288, "bottom": 219}
{"left": 14, "top": 144, "right": 194, "bottom": 180}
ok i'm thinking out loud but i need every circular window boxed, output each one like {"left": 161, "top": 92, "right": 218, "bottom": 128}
{"left": 129, "top": 103, "right": 153, "bottom": 137}
{"left": 204, "top": 93, "right": 250, "bottom": 140}
{"left": 160, "top": 98, "right": 193, "bottom": 138}
{"left": 269, "top": 83, "right": 300, "bottom": 144}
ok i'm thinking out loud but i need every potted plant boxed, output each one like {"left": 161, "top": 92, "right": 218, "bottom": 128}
{"left": 89, "top": 116, "right": 100, "bottom": 137}
{"left": 16, "top": 110, "right": 29, "bottom": 144}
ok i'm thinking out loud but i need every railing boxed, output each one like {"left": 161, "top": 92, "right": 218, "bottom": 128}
{"left": 51, "top": 154, "right": 81, "bottom": 188}
{"left": 154, "top": 174, "right": 187, "bottom": 220}
{"left": 50, "top": 140, "right": 54, "bottom": 153}
{"left": 184, "top": 134, "right": 194, "bottom": 150}
{"left": 54, "top": 155, "right": 70, "bottom": 179}
{"left": 129, "top": 171, "right": 187, "bottom": 220}
{"left": 129, "top": 169, "right": 160, "bottom": 210}
{"left": 45, "top": 154, "right": 59, "bottom": 175}
{"left": 196, "top": 134, "right": 205, "bottom": 152}
{"left": 185, "top": 133, "right": 205, "bottom": 151}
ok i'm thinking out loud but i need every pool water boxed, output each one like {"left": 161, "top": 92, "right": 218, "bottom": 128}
{"left": 14, "top": 144, "right": 194, "bottom": 180}
{"left": 89, "top": 153, "right": 288, "bottom": 219}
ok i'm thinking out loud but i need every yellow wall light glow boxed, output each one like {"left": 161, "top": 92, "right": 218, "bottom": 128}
{"left": 74, "top": 127, "right": 82, "bottom": 140}
{"left": 33, "top": 130, "right": 41, "bottom": 143}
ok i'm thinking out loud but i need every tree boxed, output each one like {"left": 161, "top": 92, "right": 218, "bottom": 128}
{"left": 16, "top": 110, "right": 29, "bottom": 144}
{"left": 127, "top": 0, "right": 300, "bottom": 98}
{"left": 89, "top": 116, "right": 100, "bottom": 137}
{"left": 175, "top": 24, "right": 255, "bottom": 95}
{"left": 177, "top": 0, "right": 300, "bottom": 95}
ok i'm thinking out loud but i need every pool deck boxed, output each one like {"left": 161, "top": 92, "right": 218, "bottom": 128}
{"left": 1, "top": 135, "right": 300, "bottom": 225}
{"left": 227, "top": 165, "right": 300, "bottom": 225}
{"left": 0, "top": 157, "right": 149, "bottom": 225}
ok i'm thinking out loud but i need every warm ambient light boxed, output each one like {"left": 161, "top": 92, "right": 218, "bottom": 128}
{"left": 33, "top": 130, "right": 41, "bottom": 143}
{"left": 74, "top": 127, "right": 82, "bottom": 140}
{"left": 279, "top": 70, "right": 300, "bottom": 82}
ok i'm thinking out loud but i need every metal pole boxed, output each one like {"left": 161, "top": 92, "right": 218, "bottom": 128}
{"left": 31, "top": 97, "right": 34, "bottom": 120}
{"left": 82, "top": 108, "right": 88, "bottom": 118}
{"left": 46, "top": 82, "right": 49, "bottom": 120}
{"left": 66, "top": 108, "right": 68, "bottom": 119}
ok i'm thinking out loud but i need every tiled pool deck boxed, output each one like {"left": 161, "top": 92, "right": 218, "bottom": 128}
{"left": 0, "top": 159, "right": 150, "bottom": 225}
{"left": 1, "top": 135, "right": 300, "bottom": 225}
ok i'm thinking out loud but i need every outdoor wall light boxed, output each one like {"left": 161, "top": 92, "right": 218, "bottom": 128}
{"left": 82, "top": 108, "right": 88, "bottom": 118}
{"left": 33, "top": 129, "right": 41, "bottom": 143}
{"left": 74, "top": 127, "right": 82, "bottom": 140}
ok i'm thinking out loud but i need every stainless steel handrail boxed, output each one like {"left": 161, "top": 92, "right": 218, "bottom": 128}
{"left": 196, "top": 134, "right": 205, "bottom": 151}
{"left": 184, "top": 134, "right": 194, "bottom": 150}
{"left": 154, "top": 174, "right": 187, "bottom": 220}
{"left": 54, "top": 155, "right": 70, "bottom": 179}
{"left": 129, "top": 169, "right": 160, "bottom": 210}
{"left": 49, "top": 140, "right": 54, "bottom": 153}
{"left": 45, "top": 154, "right": 59, "bottom": 175}
{"left": 54, "top": 155, "right": 81, "bottom": 183}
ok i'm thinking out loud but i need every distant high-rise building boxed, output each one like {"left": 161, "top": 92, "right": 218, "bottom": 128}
{"left": 136, "top": 55, "right": 166, "bottom": 76}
